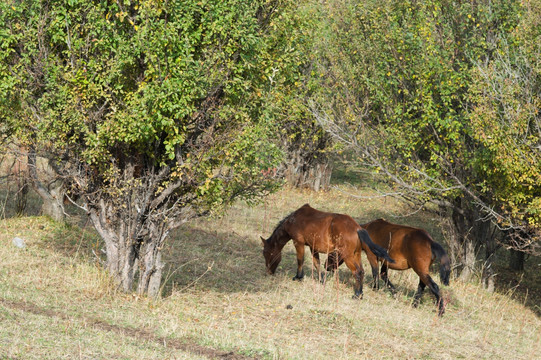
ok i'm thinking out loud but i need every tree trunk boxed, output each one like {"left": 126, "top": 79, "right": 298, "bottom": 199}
{"left": 482, "top": 227, "right": 497, "bottom": 293}
{"left": 83, "top": 159, "right": 200, "bottom": 297}
{"left": 91, "top": 217, "right": 168, "bottom": 297}
{"left": 15, "top": 176, "right": 28, "bottom": 216}
{"left": 137, "top": 242, "right": 164, "bottom": 297}
{"left": 10, "top": 147, "right": 28, "bottom": 216}
{"left": 284, "top": 150, "right": 332, "bottom": 191}
{"left": 450, "top": 205, "right": 477, "bottom": 281}
{"left": 509, "top": 249, "right": 525, "bottom": 271}
{"left": 136, "top": 222, "right": 167, "bottom": 297}
{"left": 39, "top": 179, "right": 66, "bottom": 222}
{"left": 448, "top": 198, "right": 498, "bottom": 289}
{"left": 27, "top": 149, "right": 66, "bottom": 222}
{"left": 89, "top": 207, "right": 139, "bottom": 292}
{"left": 85, "top": 173, "right": 178, "bottom": 297}
{"left": 458, "top": 240, "right": 477, "bottom": 282}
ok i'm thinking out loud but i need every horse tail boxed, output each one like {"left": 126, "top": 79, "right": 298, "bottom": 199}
{"left": 357, "top": 229, "right": 395, "bottom": 264}
{"left": 431, "top": 241, "right": 451, "bottom": 286}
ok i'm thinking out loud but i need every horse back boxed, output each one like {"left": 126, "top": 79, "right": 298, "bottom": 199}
{"left": 362, "top": 219, "right": 433, "bottom": 268}
{"left": 329, "top": 213, "right": 363, "bottom": 246}
{"left": 363, "top": 219, "right": 431, "bottom": 244}
{"left": 285, "top": 204, "right": 333, "bottom": 234}
{"left": 286, "top": 204, "right": 360, "bottom": 253}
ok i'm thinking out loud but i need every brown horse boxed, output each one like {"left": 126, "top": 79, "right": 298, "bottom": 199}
{"left": 326, "top": 219, "right": 450, "bottom": 315}
{"left": 260, "top": 204, "right": 394, "bottom": 299}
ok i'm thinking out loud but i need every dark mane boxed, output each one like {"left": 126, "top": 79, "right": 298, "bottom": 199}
{"left": 268, "top": 211, "right": 294, "bottom": 244}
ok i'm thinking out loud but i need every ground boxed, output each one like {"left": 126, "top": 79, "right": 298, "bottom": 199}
{"left": 1, "top": 186, "right": 539, "bottom": 359}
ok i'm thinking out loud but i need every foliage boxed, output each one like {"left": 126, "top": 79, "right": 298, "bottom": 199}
{"left": 469, "top": 1, "right": 541, "bottom": 239}
{"left": 311, "top": 0, "right": 540, "bottom": 257}
{"left": 258, "top": 1, "right": 335, "bottom": 190}
{"left": 2, "top": 0, "right": 282, "bottom": 183}
{"left": 0, "top": 0, "right": 302, "bottom": 294}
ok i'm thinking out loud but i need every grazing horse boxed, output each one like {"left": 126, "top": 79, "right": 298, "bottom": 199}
{"left": 260, "top": 204, "right": 394, "bottom": 299}
{"left": 326, "top": 219, "right": 451, "bottom": 315}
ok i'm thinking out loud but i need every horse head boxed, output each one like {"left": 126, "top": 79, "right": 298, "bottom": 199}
{"left": 261, "top": 236, "right": 281, "bottom": 274}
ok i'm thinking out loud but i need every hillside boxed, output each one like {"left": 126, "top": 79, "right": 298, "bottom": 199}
{"left": 1, "top": 187, "right": 540, "bottom": 359}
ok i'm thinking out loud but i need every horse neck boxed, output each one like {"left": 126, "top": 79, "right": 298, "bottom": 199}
{"left": 268, "top": 228, "right": 290, "bottom": 251}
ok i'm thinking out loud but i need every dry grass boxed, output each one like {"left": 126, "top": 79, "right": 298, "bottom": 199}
{"left": 1, "top": 187, "right": 540, "bottom": 359}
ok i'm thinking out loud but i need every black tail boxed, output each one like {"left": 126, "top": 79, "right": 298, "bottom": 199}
{"left": 357, "top": 229, "right": 395, "bottom": 264}
{"left": 431, "top": 242, "right": 451, "bottom": 286}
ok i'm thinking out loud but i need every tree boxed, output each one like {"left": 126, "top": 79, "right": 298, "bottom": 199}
{"left": 469, "top": 0, "right": 541, "bottom": 267}
{"left": 310, "top": 0, "right": 539, "bottom": 286}
{"left": 0, "top": 143, "right": 29, "bottom": 217}
{"left": 1, "top": 0, "right": 293, "bottom": 296}
{"left": 258, "top": 1, "right": 335, "bottom": 191}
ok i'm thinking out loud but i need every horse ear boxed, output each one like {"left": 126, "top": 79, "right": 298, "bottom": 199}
{"left": 260, "top": 236, "right": 266, "bottom": 246}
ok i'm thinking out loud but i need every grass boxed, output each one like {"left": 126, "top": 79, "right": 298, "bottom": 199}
{"left": 1, "top": 186, "right": 540, "bottom": 359}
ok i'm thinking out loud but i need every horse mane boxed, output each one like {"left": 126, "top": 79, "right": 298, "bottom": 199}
{"left": 361, "top": 218, "right": 387, "bottom": 227}
{"left": 268, "top": 210, "right": 297, "bottom": 244}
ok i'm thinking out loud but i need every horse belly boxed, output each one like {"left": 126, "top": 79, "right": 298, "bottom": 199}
{"left": 310, "top": 239, "right": 336, "bottom": 254}
{"left": 387, "top": 256, "right": 409, "bottom": 270}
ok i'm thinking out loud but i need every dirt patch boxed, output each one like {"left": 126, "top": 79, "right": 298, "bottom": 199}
{"left": 0, "top": 298, "right": 259, "bottom": 360}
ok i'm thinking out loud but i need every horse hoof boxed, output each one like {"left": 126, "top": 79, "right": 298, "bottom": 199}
{"left": 292, "top": 276, "right": 303, "bottom": 281}
{"left": 352, "top": 294, "right": 363, "bottom": 300}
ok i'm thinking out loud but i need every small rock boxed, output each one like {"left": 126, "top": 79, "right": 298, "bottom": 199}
{"left": 12, "top": 237, "right": 25, "bottom": 249}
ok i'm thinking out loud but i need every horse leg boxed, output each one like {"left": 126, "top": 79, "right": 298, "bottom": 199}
{"left": 344, "top": 256, "right": 364, "bottom": 299}
{"left": 380, "top": 262, "right": 396, "bottom": 292}
{"left": 416, "top": 273, "right": 445, "bottom": 316}
{"left": 370, "top": 263, "right": 379, "bottom": 290}
{"left": 323, "top": 251, "right": 341, "bottom": 284}
{"left": 363, "top": 250, "right": 379, "bottom": 290}
{"left": 292, "top": 243, "right": 305, "bottom": 281}
{"left": 412, "top": 278, "right": 426, "bottom": 308}
{"left": 311, "top": 250, "right": 322, "bottom": 281}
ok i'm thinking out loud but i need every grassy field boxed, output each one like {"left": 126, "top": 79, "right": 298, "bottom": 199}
{"left": 1, "top": 186, "right": 540, "bottom": 359}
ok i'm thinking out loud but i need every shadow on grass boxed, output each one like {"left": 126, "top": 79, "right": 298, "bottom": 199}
{"left": 493, "top": 259, "right": 541, "bottom": 317}
{"left": 161, "top": 221, "right": 390, "bottom": 297}
{"left": 159, "top": 219, "right": 445, "bottom": 310}
{"left": 19, "top": 195, "right": 538, "bottom": 318}
{"left": 161, "top": 225, "right": 284, "bottom": 296}
{"left": 158, "top": 201, "right": 450, "bottom": 298}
